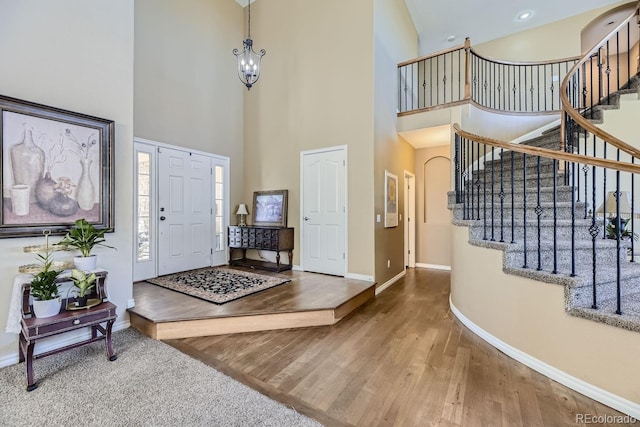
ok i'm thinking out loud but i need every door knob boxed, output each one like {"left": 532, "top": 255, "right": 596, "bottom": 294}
{"left": 160, "top": 216, "right": 166, "bottom": 221}
{"left": 304, "top": 217, "right": 310, "bottom": 221}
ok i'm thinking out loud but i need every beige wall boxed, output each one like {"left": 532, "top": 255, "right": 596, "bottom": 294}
{"left": 373, "top": 0, "right": 418, "bottom": 284}
{"left": 450, "top": 225, "right": 640, "bottom": 407}
{"left": 0, "top": 1, "right": 134, "bottom": 361}
{"left": 414, "top": 145, "right": 451, "bottom": 267}
{"left": 244, "top": 0, "right": 376, "bottom": 276}
{"left": 474, "top": 1, "right": 629, "bottom": 61}
{"left": 134, "top": 0, "right": 245, "bottom": 210}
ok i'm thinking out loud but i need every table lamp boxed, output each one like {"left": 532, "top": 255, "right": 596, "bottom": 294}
{"left": 236, "top": 204, "right": 249, "bottom": 227}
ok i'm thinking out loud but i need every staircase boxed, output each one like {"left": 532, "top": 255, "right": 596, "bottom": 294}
{"left": 451, "top": 76, "right": 640, "bottom": 333}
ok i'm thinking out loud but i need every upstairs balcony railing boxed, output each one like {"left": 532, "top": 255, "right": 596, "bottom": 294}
{"left": 398, "top": 39, "right": 580, "bottom": 115}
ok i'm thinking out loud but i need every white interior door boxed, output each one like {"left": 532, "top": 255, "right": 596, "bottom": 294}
{"left": 301, "top": 147, "right": 346, "bottom": 276}
{"left": 158, "top": 147, "right": 212, "bottom": 275}
{"left": 404, "top": 171, "right": 416, "bottom": 268}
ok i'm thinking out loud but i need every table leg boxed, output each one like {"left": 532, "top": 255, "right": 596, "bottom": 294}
{"left": 105, "top": 320, "right": 117, "bottom": 361}
{"left": 18, "top": 333, "right": 26, "bottom": 363}
{"left": 276, "top": 251, "right": 281, "bottom": 269}
{"left": 288, "top": 250, "right": 293, "bottom": 267}
{"left": 25, "top": 341, "right": 37, "bottom": 391}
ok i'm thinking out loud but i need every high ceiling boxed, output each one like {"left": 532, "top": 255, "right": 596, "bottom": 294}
{"left": 235, "top": 0, "right": 623, "bottom": 55}
{"left": 405, "top": 0, "right": 623, "bottom": 54}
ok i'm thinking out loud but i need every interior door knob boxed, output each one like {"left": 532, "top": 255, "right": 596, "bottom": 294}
{"left": 160, "top": 216, "right": 166, "bottom": 221}
{"left": 304, "top": 217, "right": 310, "bottom": 221}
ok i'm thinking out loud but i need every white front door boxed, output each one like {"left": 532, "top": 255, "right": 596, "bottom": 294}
{"left": 158, "top": 147, "right": 213, "bottom": 275}
{"left": 301, "top": 147, "right": 346, "bottom": 276}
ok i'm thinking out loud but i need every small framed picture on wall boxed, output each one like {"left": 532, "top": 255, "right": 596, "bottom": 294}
{"left": 384, "top": 170, "right": 398, "bottom": 228}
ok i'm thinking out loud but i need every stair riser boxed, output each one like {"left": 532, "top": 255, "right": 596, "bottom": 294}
{"left": 469, "top": 223, "right": 595, "bottom": 242}
{"left": 466, "top": 175, "right": 565, "bottom": 190}
{"left": 460, "top": 189, "right": 576, "bottom": 205}
{"left": 570, "top": 283, "right": 639, "bottom": 308}
{"left": 505, "top": 247, "right": 628, "bottom": 271}
{"left": 453, "top": 204, "right": 587, "bottom": 222}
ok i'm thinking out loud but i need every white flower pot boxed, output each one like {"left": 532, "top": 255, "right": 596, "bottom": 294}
{"left": 32, "top": 297, "right": 62, "bottom": 318}
{"left": 74, "top": 255, "right": 97, "bottom": 271}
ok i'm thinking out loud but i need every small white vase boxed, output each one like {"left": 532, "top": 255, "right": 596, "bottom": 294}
{"left": 74, "top": 255, "right": 97, "bottom": 271}
{"left": 76, "top": 158, "right": 95, "bottom": 211}
{"left": 32, "top": 297, "right": 62, "bottom": 318}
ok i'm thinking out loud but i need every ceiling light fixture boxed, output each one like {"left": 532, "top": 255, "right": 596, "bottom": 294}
{"left": 515, "top": 10, "right": 533, "bottom": 22}
{"left": 233, "top": 0, "right": 266, "bottom": 90}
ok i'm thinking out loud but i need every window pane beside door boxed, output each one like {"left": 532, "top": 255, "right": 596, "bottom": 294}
{"left": 214, "top": 165, "right": 224, "bottom": 251}
{"left": 137, "top": 152, "right": 151, "bottom": 261}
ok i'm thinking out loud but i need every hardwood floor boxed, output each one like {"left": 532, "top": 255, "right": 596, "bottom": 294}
{"left": 129, "top": 268, "right": 375, "bottom": 339}
{"left": 166, "top": 268, "right": 637, "bottom": 426}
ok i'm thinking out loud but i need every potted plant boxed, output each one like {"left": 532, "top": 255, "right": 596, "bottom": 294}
{"left": 59, "top": 218, "right": 114, "bottom": 270}
{"left": 68, "top": 269, "right": 97, "bottom": 307}
{"left": 30, "top": 250, "right": 62, "bottom": 318}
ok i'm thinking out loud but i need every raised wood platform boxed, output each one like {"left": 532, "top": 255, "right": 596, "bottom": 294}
{"left": 128, "top": 268, "right": 375, "bottom": 340}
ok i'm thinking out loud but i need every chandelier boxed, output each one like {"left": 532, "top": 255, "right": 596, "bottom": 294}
{"left": 233, "top": 0, "right": 266, "bottom": 90}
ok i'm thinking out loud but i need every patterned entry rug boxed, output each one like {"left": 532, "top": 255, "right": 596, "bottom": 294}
{"left": 147, "top": 266, "right": 291, "bottom": 304}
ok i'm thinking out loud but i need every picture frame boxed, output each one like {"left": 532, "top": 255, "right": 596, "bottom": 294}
{"left": 252, "top": 189, "right": 288, "bottom": 227}
{"left": 384, "top": 170, "right": 398, "bottom": 228}
{"left": 0, "top": 94, "right": 114, "bottom": 237}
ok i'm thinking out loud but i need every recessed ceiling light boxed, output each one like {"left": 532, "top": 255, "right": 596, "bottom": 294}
{"left": 447, "top": 35, "right": 456, "bottom": 42}
{"left": 516, "top": 10, "right": 533, "bottom": 22}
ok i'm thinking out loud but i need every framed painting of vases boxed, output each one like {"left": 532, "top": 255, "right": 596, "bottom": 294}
{"left": 0, "top": 94, "right": 114, "bottom": 237}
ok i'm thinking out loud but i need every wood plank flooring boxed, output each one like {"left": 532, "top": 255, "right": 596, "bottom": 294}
{"left": 165, "top": 268, "right": 637, "bottom": 426}
{"left": 129, "top": 268, "right": 375, "bottom": 339}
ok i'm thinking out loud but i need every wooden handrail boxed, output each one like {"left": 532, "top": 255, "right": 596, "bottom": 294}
{"left": 453, "top": 124, "right": 640, "bottom": 175}
{"left": 559, "top": 3, "right": 640, "bottom": 159}
{"left": 469, "top": 49, "right": 580, "bottom": 67}
{"left": 397, "top": 43, "right": 466, "bottom": 68}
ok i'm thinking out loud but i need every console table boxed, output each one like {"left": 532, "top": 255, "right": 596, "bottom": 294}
{"left": 18, "top": 271, "right": 117, "bottom": 391}
{"left": 228, "top": 226, "right": 294, "bottom": 272}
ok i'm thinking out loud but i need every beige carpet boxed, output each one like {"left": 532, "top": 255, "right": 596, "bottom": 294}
{"left": 0, "top": 328, "right": 321, "bottom": 426}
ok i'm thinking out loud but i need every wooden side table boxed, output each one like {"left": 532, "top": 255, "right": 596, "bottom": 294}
{"left": 18, "top": 272, "right": 117, "bottom": 391}
{"left": 228, "top": 226, "right": 294, "bottom": 272}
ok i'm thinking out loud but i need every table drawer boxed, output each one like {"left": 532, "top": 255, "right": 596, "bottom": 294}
{"left": 25, "top": 309, "right": 115, "bottom": 339}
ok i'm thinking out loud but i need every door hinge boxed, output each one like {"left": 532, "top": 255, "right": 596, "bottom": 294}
{"left": 343, "top": 253, "right": 345, "bottom": 259}
{"left": 211, "top": 248, "right": 213, "bottom": 255}
{"left": 408, "top": 249, "right": 411, "bottom": 254}
{"left": 343, "top": 160, "right": 346, "bottom": 166}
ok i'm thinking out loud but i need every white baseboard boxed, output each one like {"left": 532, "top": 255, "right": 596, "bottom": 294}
{"left": 345, "top": 272, "right": 375, "bottom": 282}
{"left": 416, "top": 263, "right": 451, "bottom": 271}
{"left": 126, "top": 298, "right": 136, "bottom": 309}
{"left": 449, "top": 297, "right": 640, "bottom": 420}
{"left": 292, "top": 264, "right": 303, "bottom": 271}
{"left": 375, "top": 270, "right": 406, "bottom": 295}
{"left": 0, "top": 319, "right": 131, "bottom": 369}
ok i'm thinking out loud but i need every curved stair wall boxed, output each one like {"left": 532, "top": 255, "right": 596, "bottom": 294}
{"left": 450, "top": 224, "right": 640, "bottom": 417}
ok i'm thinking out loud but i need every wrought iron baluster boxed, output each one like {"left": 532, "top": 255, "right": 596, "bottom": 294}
{"left": 536, "top": 156, "right": 542, "bottom": 271}
{"left": 553, "top": 159, "right": 558, "bottom": 274}
{"left": 483, "top": 144, "right": 487, "bottom": 240}
{"left": 491, "top": 147, "right": 495, "bottom": 241}
{"left": 500, "top": 148, "right": 505, "bottom": 243}
{"left": 454, "top": 135, "right": 460, "bottom": 203}
{"left": 476, "top": 141, "right": 481, "bottom": 220}
{"left": 590, "top": 134, "right": 599, "bottom": 309}
{"left": 511, "top": 150, "right": 515, "bottom": 243}
{"left": 615, "top": 166, "right": 622, "bottom": 316}
{"left": 522, "top": 153, "right": 528, "bottom": 268}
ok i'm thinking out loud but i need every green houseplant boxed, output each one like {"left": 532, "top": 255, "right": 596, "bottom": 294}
{"left": 30, "top": 250, "right": 62, "bottom": 318}
{"left": 68, "top": 269, "right": 97, "bottom": 307}
{"left": 59, "top": 218, "right": 114, "bottom": 270}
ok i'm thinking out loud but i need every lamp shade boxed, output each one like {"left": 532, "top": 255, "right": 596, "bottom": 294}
{"left": 236, "top": 204, "right": 249, "bottom": 215}
{"left": 595, "top": 191, "right": 632, "bottom": 216}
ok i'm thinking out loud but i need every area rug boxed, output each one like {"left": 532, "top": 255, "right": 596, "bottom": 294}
{"left": 147, "top": 266, "right": 291, "bottom": 304}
